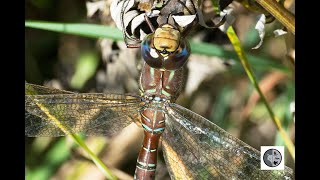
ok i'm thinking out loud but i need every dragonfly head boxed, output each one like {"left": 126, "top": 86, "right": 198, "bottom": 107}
{"left": 153, "top": 24, "right": 181, "bottom": 55}
{"left": 141, "top": 24, "right": 190, "bottom": 71}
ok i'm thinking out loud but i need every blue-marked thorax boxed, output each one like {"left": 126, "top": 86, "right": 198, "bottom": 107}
{"left": 139, "top": 62, "right": 186, "bottom": 102}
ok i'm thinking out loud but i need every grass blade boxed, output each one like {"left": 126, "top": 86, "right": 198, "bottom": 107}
{"left": 25, "top": 20, "right": 123, "bottom": 40}
{"left": 32, "top": 101, "right": 117, "bottom": 180}
{"left": 25, "top": 20, "right": 289, "bottom": 73}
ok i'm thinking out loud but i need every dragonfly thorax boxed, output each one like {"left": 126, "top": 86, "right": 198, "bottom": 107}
{"left": 141, "top": 24, "right": 190, "bottom": 71}
{"left": 140, "top": 63, "right": 185, "bottom": 102}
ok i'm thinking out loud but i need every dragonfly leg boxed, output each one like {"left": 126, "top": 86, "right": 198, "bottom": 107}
{"left": 144, "top": 14, "right": 155, "bottom": 33}
{"left": 127, "top": 44, "right": 141, "bottom": 48}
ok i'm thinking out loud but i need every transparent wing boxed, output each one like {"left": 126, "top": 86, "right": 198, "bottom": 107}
{"left": 25, "top": 83, "right": 143, "bottom": 137}
{"left": 26, "top": 82, "right": 74, "bottom": 95}
{"left": 162, "top": 103, "right": 294, "bottom": 180}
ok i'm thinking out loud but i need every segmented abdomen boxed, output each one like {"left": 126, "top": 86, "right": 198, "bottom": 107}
{"left": 134, "top": 107, "right": 165, "bottom": 180}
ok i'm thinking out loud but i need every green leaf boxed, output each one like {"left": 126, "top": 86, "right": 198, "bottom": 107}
{"left": 25, "top": 20, "right": 289, "bottom": 73}
{"left": 70, "top": 51, "right": 99, "bottom": 89}
{"left": 25, "top": 20, "right": 123, "bottom": 40}
{"left": 26, "top": 138, "right": 70, "bottom": 180}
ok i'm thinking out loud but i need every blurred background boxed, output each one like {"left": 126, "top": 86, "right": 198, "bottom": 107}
{"left": 25, "top": 0, "right": 295, "bottom": 179}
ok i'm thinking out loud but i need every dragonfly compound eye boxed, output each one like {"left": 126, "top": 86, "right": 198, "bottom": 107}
{"left": 163, "top": 39, "right": 190, "bottom": 70}
{"left": 141, "top": 34, "right": 163, "bottom": 69}
{"left": 141, "top": 29, "right": 190, "bottom": 70}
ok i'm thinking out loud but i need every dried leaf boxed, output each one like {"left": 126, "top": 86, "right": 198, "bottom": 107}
{"left": 140, "top": 29, "right": 147, "bottom": 40}
{"left": 123, "top": 10, "right": 139, "bottom": 30}
{"left": 172, "top": 15, "right": 197, "bottom": 28}
{"left": 110, "top": 0, "right": 135, "bottom": 30}
{"left": 130, "top": 13, "right": 145, "bottom": 37}
{"left": 86, "top": 1, "right": 106, "bottom": 18}
{"left": 131, "top": 10, "right": 160, "bottom": 40}
{"left": 273, "top": 29, "right": 287, "bottom": 37}
{"left": 252, "top": 14, "right": 266, "bottom": 49}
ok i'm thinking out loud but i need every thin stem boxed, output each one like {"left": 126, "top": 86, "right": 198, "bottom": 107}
{"left": 255, "top": 0, "right": 295, "bottom": 34}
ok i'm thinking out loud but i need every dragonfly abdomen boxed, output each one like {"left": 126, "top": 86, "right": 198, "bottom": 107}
{"left": 135, "top": 108, "right": 165, "bottom": 180}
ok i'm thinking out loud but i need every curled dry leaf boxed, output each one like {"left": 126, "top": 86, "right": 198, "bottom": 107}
{"left": 273, "top": 29, "right": 287, "bottom": 37}
{"left": 123, "top": 10, "right": 139, "bottom": 31}
{"left": 252, "top": 14, "right": 266, "bottom": 50}
{"left": 130, "top": 13, "right": 146, "bottom": 38}
{"left": 110, "top": 0, "right": 135, "bottom": 30}
{"left": 130, "top": 10, "right": 160, "bottom": 40}
{"left": 86, "top": 1, "right": 107, "bottom": 18}
{"left": 172, "top": 15, "right": 197, "bottom": 28}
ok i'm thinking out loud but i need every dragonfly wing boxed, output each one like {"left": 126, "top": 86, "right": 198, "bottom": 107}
{"left": 26, "top": 82, "right": 74, "bottom": 95}
{"left": 25, "top": 83, "right": 143, "bottom": 137}
{"left": 162, "top": 103, "right": 294, "bottom": 180}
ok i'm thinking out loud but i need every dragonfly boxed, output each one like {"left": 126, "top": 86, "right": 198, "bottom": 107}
{"left": 26, "top": 1, "right": 293, "bottom": 180}
{"left": 25, "top": 62, "right": 294, "bottom": 179}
